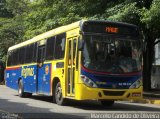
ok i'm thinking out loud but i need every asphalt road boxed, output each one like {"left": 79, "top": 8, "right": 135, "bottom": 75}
{"left": 0, "top": 85, "right": 160, "bottom": 119}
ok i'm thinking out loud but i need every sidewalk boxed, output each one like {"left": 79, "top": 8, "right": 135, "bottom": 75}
{"left": 144, "top": 91, "right": 160, "bottom": 98}
{"left": 143, "top": 91, "right": 160, "bottom": 104}
{"left": 131, "top": 91, "right": 160, "bottom": 104}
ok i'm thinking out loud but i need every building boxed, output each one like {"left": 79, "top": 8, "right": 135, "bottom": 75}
{"left": 151, "top": 39, "right": 160, "bottom": 90}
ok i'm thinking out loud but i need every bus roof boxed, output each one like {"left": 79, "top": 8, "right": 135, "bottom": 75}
{"left": 8, "top": 20, "right": 83, "bottom": 51}
{"left": 8, "top": 20, "right": 138, "bottom": 51}
{"left": 81, "top": 20, "right": 138, "bottom": 28}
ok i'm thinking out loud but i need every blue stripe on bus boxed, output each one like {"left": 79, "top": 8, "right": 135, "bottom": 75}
{"left": 81, "top": 69, "right": 142, "bottom": 89}
{"left": 5, "top": 63, "right": 52, "bottom": 95}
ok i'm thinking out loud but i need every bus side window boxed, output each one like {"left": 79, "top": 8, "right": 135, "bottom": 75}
{"left": 68, "top": 40, "right": 71, "bottom": 65}
{"left": 73, "top": 39, "right": 77, "bottom": 65}
{"left": 33, "top": 43, "right": 38, "bottom": 62}
{"left": 19, "top": 47, "right": 26, "bottom": 64}
{"left": 25, "top": 44, "right": 34, "bottom": 63}
{"left": 46, "top": 36, "right": 55, "bottom": 60}
{"left": 12, "top": 50, "right": 17, "bottom": 66}
{"left": 55, "top": 33, "right": 66, "bottom": 59}
{"left": 38, "top": 46, "right": 46, "bottom": 63}
{"left": 7, "top": 51, "right": 11, "bottom": 66}
{"left": 15, "top": 49, "right": 19, "bottom": 65}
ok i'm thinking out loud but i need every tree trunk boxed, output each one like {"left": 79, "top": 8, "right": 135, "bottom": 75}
{"left": 143, "top": 36, "right": 154, "bottom": 91}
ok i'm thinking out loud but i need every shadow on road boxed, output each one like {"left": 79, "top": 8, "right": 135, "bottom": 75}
{"left": 28, "top": 95, "right": 160, "bottom": 111}
{"left": 0, "top": 98, "right": 86, "bottom": 119}
{"left": 1, "top": 93, "right": 160, "bottom": 119}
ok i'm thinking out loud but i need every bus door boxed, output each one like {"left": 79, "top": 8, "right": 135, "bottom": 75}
{"left": 37, "top": 45, "right": 46, "bottom": 93}
{"left": 67, "top": 38, "right": 78, "bottom": 96}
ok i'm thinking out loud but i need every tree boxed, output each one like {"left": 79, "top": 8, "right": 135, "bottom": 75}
{"left": 0, "top": 0, "right": 13, "bottom": 18}
{"left": 141, "top": 0, "right": 160, "bottom": 90}
{"left": 0, "top": 0, "right": 27, "bottom": 61}
{"left": 0, "top": 0, "right": 160, "bottom": 90}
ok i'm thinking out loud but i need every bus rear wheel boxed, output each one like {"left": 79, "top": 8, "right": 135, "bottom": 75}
{"left": 100, "top": 100, "right": 115, "bottom": 106}
{"left": 18, "top": 80, "right": 25, "bottom": 97}
{"left": 54, "top": 82, "right": 66, "bottom": 105}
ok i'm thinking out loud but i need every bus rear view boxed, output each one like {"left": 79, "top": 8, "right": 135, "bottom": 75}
{"left": 77, "top": 21, "right": 142, "bottom": 106}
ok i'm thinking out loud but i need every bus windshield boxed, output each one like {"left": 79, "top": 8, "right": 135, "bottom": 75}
{"left": 82, "top": 35, "right": 142, "bottom": 74}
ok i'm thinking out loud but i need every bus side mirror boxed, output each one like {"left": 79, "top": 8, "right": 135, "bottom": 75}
{"left": 78, "top": 39, "right": 84, "bottom": 51}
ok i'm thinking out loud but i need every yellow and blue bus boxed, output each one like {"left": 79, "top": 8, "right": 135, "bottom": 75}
{"left": 5, "top": 20, "right": 143, "bottom": 106}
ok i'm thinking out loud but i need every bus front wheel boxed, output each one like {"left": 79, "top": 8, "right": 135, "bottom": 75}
{"left": 100, "top": 100, "right": 115, "bottom": 106}
{"left": 54, "top": 82, "right": 66, "bottom": 105}
{"left": 18, "top": 80, "right": 25, "bottom": 97}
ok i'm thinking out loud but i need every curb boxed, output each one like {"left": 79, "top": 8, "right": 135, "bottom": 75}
{"left": 130, "top": 99, "right": 160, "bottom": 104}
{"left": 125, "top": 92, "right": 160, "bottom": 105}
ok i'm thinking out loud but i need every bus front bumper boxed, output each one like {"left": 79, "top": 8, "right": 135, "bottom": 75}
{"left": 75, "top": 84, "right": 143, "bottom": 100}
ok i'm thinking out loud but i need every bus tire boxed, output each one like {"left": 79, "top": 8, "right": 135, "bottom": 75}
{"left": 25, "top": 93, "right": 32, "bottom": 97}
{"left": 54, "top": 82, "right": 66, "bottom": 105}
{"left": 18, "top": 80, "right": 26, "bottom": 97}
{"left": 100, "top": 100, "right": 114, "bottom": 106}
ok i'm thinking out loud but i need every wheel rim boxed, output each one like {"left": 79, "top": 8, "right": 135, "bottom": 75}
{"left": 56, "top": 84, "right": 62, "bottom": 102}
{"left": 18, "top": 83, "right": 22, "bottom": 94}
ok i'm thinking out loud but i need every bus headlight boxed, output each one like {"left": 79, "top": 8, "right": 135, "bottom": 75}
{"left": 80, "top": 75, "right": 97, "bottom": 88}
{"left": 129, "top": 78, "right": 142, "bottom": 89}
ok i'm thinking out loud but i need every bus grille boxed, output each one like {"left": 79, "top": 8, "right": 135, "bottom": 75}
{"left": 103, "top": 91, "right": 125, "bottom": 96}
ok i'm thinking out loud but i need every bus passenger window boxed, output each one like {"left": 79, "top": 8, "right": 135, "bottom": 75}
{"left": 73, "top": 39, "right": 77, "bottom": 65}
{"left": 7, "top": 51, "right": 12, "bottom": 66}
{"left": 55, "top": 33, "right": 66, "bottom": 59}
{"left": 46, "top": 37, "right": 55, "bottom": 60}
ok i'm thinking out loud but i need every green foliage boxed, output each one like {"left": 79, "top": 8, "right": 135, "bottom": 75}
{"left": 5, "top": 0, "right": 30, "bottom": 15}
{"left": 107, "top": 3, "right": 140, "bottom": 24}
{"left": 0, "top": 0, "right": 13, "bottom": 17}
{"left": 0, "top": 17, "right": 24, "bottom": 61}
{"left": 0, "top": 0, "right": 160, "bottom": 63}
{"left": 141, "top": 0, "right": 160, "bottom": 39}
